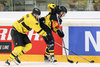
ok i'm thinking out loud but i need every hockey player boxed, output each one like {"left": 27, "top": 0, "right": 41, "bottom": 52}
{"left": 5, "top": 8, "right": 47, "bottom": 65}
{"left": 39, "top": 3, "right": 67, "bottom": 62}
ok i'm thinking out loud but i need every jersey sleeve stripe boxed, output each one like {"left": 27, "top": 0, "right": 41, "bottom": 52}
{"left": 37, "top": 29, "right": 43, "bottom": 34}
{"left": 22, "top": 22, "right": 32, "bottom": 31}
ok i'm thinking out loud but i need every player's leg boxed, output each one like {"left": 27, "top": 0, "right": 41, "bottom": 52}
{"left": 10, "top": 34, "right": 32, "bottom": 65}
{"left": 18, "top": 43, "right": 32, "bottom": 57}
{"left": 12, "top": 34, "right": 32, "bottom": 65}
{"left": 47, "top": 42, "right": 57, "bottom": 62}
{"left": 40, "top": 20, "right": 57, "bottom": 62}
{"left": 45, "top": 47, "right": 50, "bottom": 57}
{"left": 43, "top": 36, "right": 50, "bottom": 56}
{"left": 43, "top": 33, "right": 57, "bottom": 62}
{"left": 6, "top": 46, "right": 24, "bottom": 64}
{"left": 17, "top": 34, "right": 32, "bottom": 57}
{"left": 5, "top": 28, "right": 24, "bottom": 65}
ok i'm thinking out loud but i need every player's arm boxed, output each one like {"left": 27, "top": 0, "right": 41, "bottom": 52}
{"left": 52, "top": 24, "right": 64, "bottom": 38}
{"left": 51, "top": 15, "right": 64, "bottom": 38}
{"left": 52, "top": 25, "right": 64, "bottom": 38}
{"left": 30, "top": 20, "right": 47, "bottom": 36}
{"left": 50, "top": 14, "right": 60, "bottom": 33}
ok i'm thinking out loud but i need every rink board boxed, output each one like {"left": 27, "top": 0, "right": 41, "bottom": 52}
{"left": 0, "top": 54, "right": 100, "bottom": 63}
{"left": 69, "top": 26, "right": 100, "bottom": 55}
{"left": 1, "top": 26, "right": 100, "bottom": 63}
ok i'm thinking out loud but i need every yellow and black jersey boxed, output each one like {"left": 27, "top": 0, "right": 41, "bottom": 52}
{"left": 44, "top": 3, "right": 62, "bottom": 33}
{"left": 13, "top": 13, "right": 47, "bottom": 36}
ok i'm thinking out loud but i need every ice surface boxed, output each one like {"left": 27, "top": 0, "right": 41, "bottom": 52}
{"left": 0, "top": 61, "right": 100, "bottom": 67}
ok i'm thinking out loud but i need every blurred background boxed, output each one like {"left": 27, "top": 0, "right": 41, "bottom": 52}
{"left": 0, "top": 0, "right": 100, "bottom": 11}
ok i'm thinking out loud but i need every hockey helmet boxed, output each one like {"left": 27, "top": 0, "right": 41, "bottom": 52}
{"left": 60, "top": 6, "right": 67, "bottom": 13}
{"left": 55, "top": 6, "right": 67, "bottom": 14}
{"left": 32, "top": 8, "right": 41, "bottom": 15}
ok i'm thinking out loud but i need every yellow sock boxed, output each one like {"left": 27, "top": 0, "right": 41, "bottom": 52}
{"left": 45, "top": 47, "right": 50, "bottom": 56}
{"left": 8, "top": 52, "right": 17, "bottom": 62}
{"left": 49, "top": 50, "right": 54, "bottom": 56}
{"left": 8, "top": 46, "right": 24, "bottom": 62}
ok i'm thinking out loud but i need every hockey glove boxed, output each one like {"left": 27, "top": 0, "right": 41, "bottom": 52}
{"left": 57, "top": 30, "right": 64, "bottom": 38}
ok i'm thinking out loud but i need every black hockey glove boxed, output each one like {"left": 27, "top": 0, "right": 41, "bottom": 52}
{"left": 57, "top": 30, "right": 64, "bottom": 38}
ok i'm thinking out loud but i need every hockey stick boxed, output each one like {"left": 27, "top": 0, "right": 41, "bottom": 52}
{"left": 55, "top": 41, "right": 73, "bottom": 63}
{"left": 56, "top": 14, "right": 74, "bottom": 63}
{"left": 62, "top": 39, "right": 74, "bottom": 63}
{"left": 55, "top": 42, "right": 94, "bottom": 63}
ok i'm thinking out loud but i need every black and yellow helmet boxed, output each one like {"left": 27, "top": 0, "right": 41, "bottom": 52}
{"left": 48, "top": 3, "right": 56, "bottom": 12}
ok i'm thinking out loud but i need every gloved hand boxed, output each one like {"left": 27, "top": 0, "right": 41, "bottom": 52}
{"left": 57, "top": 30, "right": 64, "bottom": 38}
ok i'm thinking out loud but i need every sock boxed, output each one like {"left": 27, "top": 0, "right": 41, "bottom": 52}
{"left": 45, "top": 47, "right": 50, "bottom": 56}
{"left": 8, "top": 52, "right": 17, "bottom": 62}
{"left": 48, "top": 44, "right": 54, "bottom": 56}
{"left": 49, "top": 50, "right": 54, "bottom": 56}
{"left": 8, "top": 46, "right": 24, "bottom": 62}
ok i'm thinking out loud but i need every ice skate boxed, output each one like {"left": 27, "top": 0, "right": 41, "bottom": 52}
{"left": 44, "top": 54, "right": 51, "bottom": 62}
{"left": 14, "top": 56, "right": 21, "bottom": 65}
{"left": 44, "top": 55, "right": 57, "bottom": 63}
{"left": 5, "top": 60, "right": 10, "bottom": 65}
{"left": 50, "top": 55, "right": 57, "bottom": 62}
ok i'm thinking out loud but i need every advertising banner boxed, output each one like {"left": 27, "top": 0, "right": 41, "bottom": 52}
{"left": 0, "top": 42, "right": 12, "bottom": 53}
{"left": 0, "top": 26, "right": 62, "bottom": 55}
{"left": 69, "top": 26, "right": 100, "bottom": 55}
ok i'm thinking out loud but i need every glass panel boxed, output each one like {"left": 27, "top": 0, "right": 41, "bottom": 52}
{"left": 66, "top": 0, "right": 87, "bottom": 11}
{"left": 0, "top": 0, "right": 10, "bottom": 11}
{"left": 0, "top": 0, "right": 100, "bottom": 11}
{"left": 13, "top": 0, "right": 25, "bottom": 11}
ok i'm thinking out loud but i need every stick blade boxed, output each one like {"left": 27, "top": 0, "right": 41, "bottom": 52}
{"left": 68, "top": 59, "right": 74, "bottom": 63}
{"left": 90, "top": 60, "right": 94, "bottom": 63}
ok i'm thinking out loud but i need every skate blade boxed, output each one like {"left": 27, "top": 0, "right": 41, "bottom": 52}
{"left": 13, "top": 60, "right": 20, "bottom": 65}
{"left": 5, "top": 62, "right": 10, "bottom": 66}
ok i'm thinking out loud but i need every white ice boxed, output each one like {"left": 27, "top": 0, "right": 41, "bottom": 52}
{"left": 0, "top": 61, "right": 100, "bottom": 67}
